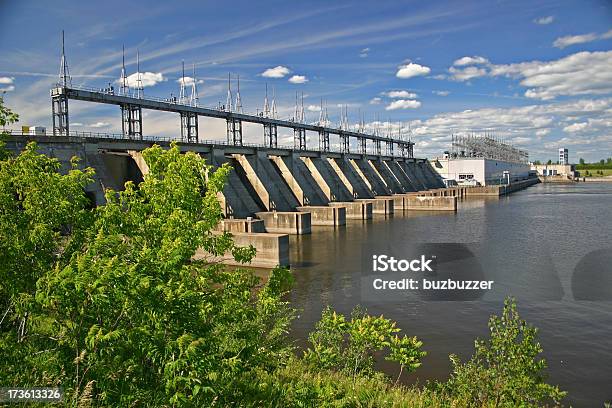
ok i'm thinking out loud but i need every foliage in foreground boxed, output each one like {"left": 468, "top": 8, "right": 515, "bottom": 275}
{"left": 0, "top": 99, "right": 565, "bottom": 406}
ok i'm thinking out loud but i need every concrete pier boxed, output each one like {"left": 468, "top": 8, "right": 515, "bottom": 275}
{"left": 195, "top": 231, "right": 290, "bottom": 268}
{"left": 255, "top": 211, "right": 312, "bottom": 234}
{"left": 330, "top": 157, "right": 374, "bottom": 198}
{"left": 370, "top": 159, "right": 405, "bottom": 193}
{"left": 329, "top": 201, "right": 373, "bottom": 219}
{"left": 465, "top": 178, "right": 540, "bottom": 197}
{"left": 394, "top": 194, "right": 457, "bottom": 211}
{"left": 399, "top": 161, "right": 428, "bottom": 191}
{"left": 212, "top": 150, "right": 263, "bottom": 218}
{"left": 302, "top": 157, "right": 354, "bottom": 202}
{"left": 297, "top": 206, "right": 346, "bottom": 226}
{"left": 216, "top": 218, "right": 266, "bottom": 233}
{"left": 351, "top": 159, "right": 392, "bottom": 196}
{"left": 234, "top": 153, "right": 300, "bottom": 211}
{"left": 385, "top": 160, "right": 418, "bottom": 192}
{"left": 355, "top": 197, "right": 394, "bottom": 215}
{"left": 271, "top": 154, "right": 328, "bottom": 206}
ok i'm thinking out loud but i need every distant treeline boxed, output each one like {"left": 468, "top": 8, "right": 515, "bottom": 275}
{"left": 576, "top": 159, "right": 612, "bottom": 170}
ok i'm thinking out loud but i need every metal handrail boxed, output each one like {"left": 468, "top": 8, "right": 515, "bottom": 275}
{"left": 5, "top": 129, "right": 412, "bottom": 158}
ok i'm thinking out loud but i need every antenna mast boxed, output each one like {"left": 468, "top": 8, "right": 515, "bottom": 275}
{"left": 120, "top": 45, "right": 129, "bottom": 96}
{"left": 234, "top": 75, "right": 243, "bottom": 113}
{"left": 226, "top": 73, "right": 233, "bottom": 112}
{"left": 59, "top": 30, "right": 71, "bottom": 87}
{"left": 179, "top": 60, "right": 186, "bottom": 104}
{"left": 271, "top": 86, "right": 277, "bottom": 119}
{"left": 135, "top": 50, "right": 144, "bottom": 98}
{"left": 190, "top": 63, "right": 199, "bottom": 106}
{"left": 263, "top": 83, "right": 270, "bottom": 117}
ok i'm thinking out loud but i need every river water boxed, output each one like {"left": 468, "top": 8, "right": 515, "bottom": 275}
{"left": 287, "top": 182, "right": 612, "bottom": 407}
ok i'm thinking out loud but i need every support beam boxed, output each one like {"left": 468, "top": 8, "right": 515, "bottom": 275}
{"left": 386, "top": 140, "right": 394, "bottom": 156}
{"left": 374, "top": 139, "right": 381, "bottom": 156}
{"left": 264, "top": 123, "right": 278, "bottom": 148}
{"left": 51, "top": 88, "right": 69, "bottom": 136}
{"left": 340, "top": 131, "right": 350, "bottom": 154}
{"left": 121, "top": 104, "right": 142, "bottom": 139}
{"left": 180, "top": 112, "right": 198, "bottom": 143}
{"left": 359, "top": 137, "right": 366, "bottom": 155}
{"left": 294, "top": 127, "right": 306, "bottom": 150}
{"left": 226, "top": 117, "right": 243, "bottom": 146}
{"left": 319, "top": 129, "right": 330, "bottom": 152}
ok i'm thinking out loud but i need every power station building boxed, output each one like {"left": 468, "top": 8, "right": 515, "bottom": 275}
{"left": 432, "top": 134, "right": 531, "bottom": 186}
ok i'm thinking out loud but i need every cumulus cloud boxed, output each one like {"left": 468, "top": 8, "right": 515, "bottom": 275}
{"left": 398, "top": 97, "right": 612, "bottom": 159}
{"left": 122, "top": 72, "right": 165, "bottom": 88}
{"left": 385, "top": 90, "right": 418, "bottom": 98}
{"left": 261, "top": 66, "right": 290, "bottom": 78}
{"left": 433, "top": 90, "right": 450, "bottom": 96}
{"left": 490, "top": 51, "right": 612, "bottom": 100}
{"left": 396, "top": 62, "right": 430, "bottom": 79}
{"left": 553, "top": 33, "right": 598, "bottom": 49}
{"left": 288, "top": 75, "right": 308, "bottom": 84}
{"left": 307, "top": 104, "right": 320, "bottom": 112}
{"left": 369, "top": 97, "right": 382, "bottom": 105}
{"left": 448, "top": 66, "right": 488, "bottom": 81}
{"left": 385, "top": 99, "right": 421, "bottom": 110}
{"left": 176, "top": 76, "right": 204, "bottom": 86}
{"left": 0, "top": 76, "right": 15, "bottom": 92}
{"left": 453, "top": 56, "right": 489, "bottom": 66}
{"left": 90, "top": 122, "right": 111, "bottom": 128}
{"left": 563, "top": 122, "right": 589, "bottom": 133}
{"left": 553, "top": 29, "right": 612, "bottom": 48}
{"left": 359, "top": 47, "right": 370, "bottom": 58}
{"left": 534, "top": 16, "right": 554, "bottom": 25}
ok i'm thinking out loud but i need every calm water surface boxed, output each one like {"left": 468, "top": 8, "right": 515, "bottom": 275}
{"left": 287, "top": 182, "right": 612, "bottom": 407}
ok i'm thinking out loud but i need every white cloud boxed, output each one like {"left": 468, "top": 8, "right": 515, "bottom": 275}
{"left": 176, "top": 76, "right": 204, "bottom": 86}
{"left": 385, "top": 99, "right": 421, "bottom": 110}
{"left": 385, "top": 90, "right": 418, "bottom": 98}
{"left": 359, "top": 47, "right": 370, "bottom": 58}
{"left": 121, "top": 72, "right": 165, "bottom": 88}
{"left": 0, "top": 76, "right": 15, "bottom": 92}
{"left": 433, "top": 90, "right": 450, "bottom": 96}
{"left": 71, "top": 122, "right": 83, "bottom": 127}
{"left": 453, "top": 56, "right": 489, "bottom": 66}
{"left": 448, "top": 66, "right": 487, "bottom": 81}
{"left": 396, "top": 62, "right": 430, "bottom": 79}
{"left": 563, "top": 122, "right": 588, "bottom": 133}
{"left": 307, "top": 104, "right": 320, "bottom": 112}
{"left": 534, "top": 16, "right": 554, "bottom": 25}
{"left": 90, "top": 122, "right": 110, "bottom": 128}
{"left": 490, "top": 51, "right": 612, "bottom": 100}
{"left": 553, "top": 33, "right": 598, "bottom": 49}
{"left": 369, "top": 97, "right": 382, "bottom": 105}
{"left": 261, "top": 65, "right": 290, "bottom": 78}
{"left": 288, "top": 75, "right": 308, "bottom": 84}
{"left": 603, "top": 29, "right": 612, "bottom": 39}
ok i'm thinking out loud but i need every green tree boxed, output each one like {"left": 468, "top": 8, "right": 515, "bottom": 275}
{"left": 303, "top": 306, "right": 426, "bottom": 382}
{"left": 579, "top": 158, "right": 585, "bottom": 165}
{"left": 0, "top": 140, "right": 294, "bottom": 406}
{"left": 441, "top": 298, "right": 566, "bottom": 407}
{"left": 546, "top": 159, "right": 552, "bottom": 165}
{"left": 600, "top": 159, "right": 605, "bottom": 165}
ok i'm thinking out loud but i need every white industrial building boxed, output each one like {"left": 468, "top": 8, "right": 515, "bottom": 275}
{"left": 431, "top": 134, "right": 532, "bottom": 186}
{"left": 432, "top": 158, "right": 531, "bottom": 186}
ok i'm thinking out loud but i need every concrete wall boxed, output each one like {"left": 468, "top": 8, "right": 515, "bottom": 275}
{"left": 370, "top": 159, "right": 405, "bottom": 193}
{"left": 351, "top": 159, "right": 391, "bottom": 196}
{"left": 302, "top": 157, "right": 354, "bottom": 202}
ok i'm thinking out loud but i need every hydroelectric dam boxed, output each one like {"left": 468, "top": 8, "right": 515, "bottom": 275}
{"left": 5, "top": 39, "right": 538, "bottom": 267}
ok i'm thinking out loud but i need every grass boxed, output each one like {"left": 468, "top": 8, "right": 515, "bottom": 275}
{"left": 578, "top": 169, "right": 612, "bottom": 177}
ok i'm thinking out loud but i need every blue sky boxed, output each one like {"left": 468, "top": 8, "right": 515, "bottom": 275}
{"left": 1, "top": 0, "right": 611, "bottom": 162}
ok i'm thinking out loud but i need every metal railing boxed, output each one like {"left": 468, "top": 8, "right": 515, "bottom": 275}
{"left": 5, "top": 129, "right": 409, "bottom": 158}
